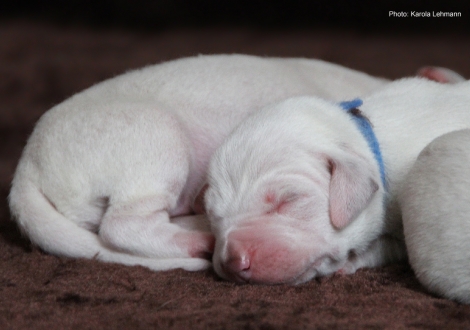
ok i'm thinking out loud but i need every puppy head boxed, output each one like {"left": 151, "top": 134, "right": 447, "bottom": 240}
{"left": 205, "top": 97, "right": 385, "bottom": 284}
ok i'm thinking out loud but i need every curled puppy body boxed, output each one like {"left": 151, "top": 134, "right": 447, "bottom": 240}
{"left": 399, "top": 129, "right": 470, "bottom": 304}
{"left": 207, "top": 78, "right": 470, "bottom": 284}
{"left": 9, "top": 54, "right": 389, "bottom": 272}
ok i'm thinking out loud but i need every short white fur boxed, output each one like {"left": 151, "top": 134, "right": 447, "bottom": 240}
{"left": 9, "top": 54, "right": 388, "bottom": 272}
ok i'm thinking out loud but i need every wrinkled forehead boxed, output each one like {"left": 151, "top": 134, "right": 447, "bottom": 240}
{"left": 208, "top": 96, "right": 354, "bottom": 181}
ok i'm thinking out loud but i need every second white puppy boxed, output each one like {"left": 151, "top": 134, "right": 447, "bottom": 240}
{"left": 400, "top": 129, "right": 470, "bottom": 304}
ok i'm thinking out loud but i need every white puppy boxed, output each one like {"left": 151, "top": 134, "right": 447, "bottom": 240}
{"left": 400, "top": 129, "right": 470, "bottom": 304}
{"left": 207, "top": 77, "right": 470, "bottom": 287}
{"left": 9, "top": 54, "right": 389, "bottom": 272}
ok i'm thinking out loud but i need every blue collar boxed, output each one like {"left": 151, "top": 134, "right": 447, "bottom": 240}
{"left": 339, "top": 99, "right": 387, "bottom": 189}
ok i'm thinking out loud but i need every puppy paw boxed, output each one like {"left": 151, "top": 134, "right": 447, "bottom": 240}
{"left": 335, "top": 252, "right": 360, "bottom": 275}
{"left": 335, "top": 263, "right": 359, "bottom": 276}
{"left": 174, "top": 231, "right": 215, "bottom": 260}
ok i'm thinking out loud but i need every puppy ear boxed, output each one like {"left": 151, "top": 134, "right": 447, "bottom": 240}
{"left": 328, "top": 157, "right": 379, "bottom": 230}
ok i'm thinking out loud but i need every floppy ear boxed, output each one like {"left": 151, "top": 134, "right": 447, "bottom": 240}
{"left": 328, "top": 156, "right": 379, "bottom": 230}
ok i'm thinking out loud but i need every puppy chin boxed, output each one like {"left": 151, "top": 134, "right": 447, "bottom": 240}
{"left": 213, "top": 258, "right": 345, "bottom": 285}
{"left": 212, "top": 241, "right": 345, "bottom": 285}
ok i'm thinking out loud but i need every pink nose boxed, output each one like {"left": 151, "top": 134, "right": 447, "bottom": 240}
{"left": 222, "top": 254, "right": 251, "bottom": 282}
{"left": 221, "top": 242, "right": 253, "bottom": 282}
{"left": 219, "top": 227, "right": 301, "bottom": 284}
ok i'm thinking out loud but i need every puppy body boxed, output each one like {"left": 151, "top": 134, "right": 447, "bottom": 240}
{"left": 207, "top": 78, "right": 470, "bottom": 284}
{"left": 9, "top": 54, "right": 387, "bottom": 271}
{"left": 399, "top": 129, "right": 470, "bottom": 304}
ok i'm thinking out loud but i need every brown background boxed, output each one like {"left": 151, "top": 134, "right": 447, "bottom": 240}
{"left": 1, "top": 1, "right": 470, "bottom": 329}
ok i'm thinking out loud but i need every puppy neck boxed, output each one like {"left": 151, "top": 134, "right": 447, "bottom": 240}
{"left": 339, "top": 99, "right": 387, "bottom": 189}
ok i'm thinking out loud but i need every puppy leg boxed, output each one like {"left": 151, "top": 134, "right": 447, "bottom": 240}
{"left": 171, "top": 214, "right": 211, "bottom": 232}
{"left": 337, "top": 235, "right": 407, "bottom": 274}
{"left": 99, "top": 196, "right": 214, "bottom": 259}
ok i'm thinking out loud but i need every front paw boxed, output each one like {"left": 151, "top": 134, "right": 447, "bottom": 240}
{"left": 335, "top": 252, "right": 360, "bottom": 275}
{"left": 174, "top": 231, "right": 215, "bottom": 260}
{"left": 190, "top": 232, "right": 215, "bottom": 260}
{"left": 335, "top": 262, "right": 359, "bottom": 275}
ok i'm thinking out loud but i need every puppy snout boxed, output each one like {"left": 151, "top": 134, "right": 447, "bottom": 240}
{"left": 216, "top": 227, "right": 312, "bottom": 284}
{"left": 220, "top": 241, "right": 252, "bottom": 283}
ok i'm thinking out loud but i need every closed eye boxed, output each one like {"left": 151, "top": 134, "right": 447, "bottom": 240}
{"left": 264, "top": 191, "right": 302, "bottom": 215}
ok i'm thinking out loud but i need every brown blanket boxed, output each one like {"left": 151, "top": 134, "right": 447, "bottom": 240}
{"left": 2, "top": 21, "right": 470, "bottom": 329}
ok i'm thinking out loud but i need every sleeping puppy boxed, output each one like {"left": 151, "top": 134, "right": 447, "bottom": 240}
{"left": 8, "top": 52, "right": 463, "bottom": 274}
{"left": 207, "top": 77, "right": 470, "bottom": 287}
{"left": 400, "top": 129, "right": 470, "bottom": 304}
{"left": 9, "top": 54, "right": 390, "bottom": 272}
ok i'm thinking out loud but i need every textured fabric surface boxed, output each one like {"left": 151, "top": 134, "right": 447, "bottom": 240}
{"left": 2, "top": 21, "right": 470, "bottom": 329}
